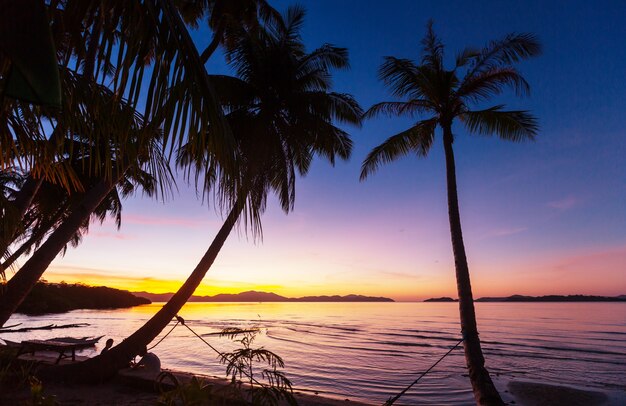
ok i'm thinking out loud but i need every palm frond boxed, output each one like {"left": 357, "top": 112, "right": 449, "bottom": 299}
{"left": 299, "top": 44, "right": 350, "bottom": 73}
{"left": 360, "top": 119, "right": 436, "bottom": 180}
{"left": 455, "top": 47, "right": 480, "bottom": 69}
{"left": 457, "top": 67, "right": 530, "bottom": 102}
{"left": 420, "top": 20, "right": 444, "bottom": 70}
{"left": 364, "top": 100, "right": 434, "bottom": 119}
{"left": 460, "top": 106, "right": 538, "bottom": 141}
{"left": 378, "top": 57, "right": 421, "bottom": 98}
{"left": 463, "top": 33, "right": 541, "bottom": 81}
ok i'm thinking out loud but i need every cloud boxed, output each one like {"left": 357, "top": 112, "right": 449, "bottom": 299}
{"left": 547, "top": 196, "right": 579, "bottom": 210}
{"left": 379, "top": 270, "right": 421, "bottom": 279}
{"left": 42, "top": 265, "right": 285, "bottom": 295}
{"left": 90, "top": 232, "right": 135, "bottom": 240}
{"left": 123, "top": 214, "right": 215, "bottom": 228}
{"left": 486, "top": 227, "right": 528, "bottom": 238}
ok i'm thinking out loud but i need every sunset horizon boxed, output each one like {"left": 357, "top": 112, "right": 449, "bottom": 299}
{"left": 1, "top": 0, "right": 625, "bottom": 404}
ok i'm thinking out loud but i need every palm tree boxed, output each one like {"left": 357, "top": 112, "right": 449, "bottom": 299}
{"left": 1, "top": 0, "right": 232, "bottom": 255}
{"left": 1, "top": 149, "right": 162, "bottom": 274}
{"left": 0, "top": 71, "right": 174, "bottom": 326}
{"left": 47, "top": 5, "right": 361, "bottom": 382}
{"left": 360, "top": 22, "right": 540, "bottom": 405}
{"left": 176, "top": 0, "right": 280, "bottom": 64}
{"left": 0, "top": 0, "right": 234, "bottom": 324}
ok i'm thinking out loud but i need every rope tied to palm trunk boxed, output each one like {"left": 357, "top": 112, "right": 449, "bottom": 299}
{"left": 147, "top": 315, "right": 267, "bottom": 388}
{"left": 147, "top": 319, "right": 180, "bottom": 351}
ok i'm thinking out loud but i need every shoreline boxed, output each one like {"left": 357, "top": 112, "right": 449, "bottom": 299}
{"left": 2, "top": 349, "right": 625, "bottom": 405}
{"left": 1, "top": 351, "right": 372, "bottom": 405}
{"left": 498, "top": 378, "right": 626, "bottom": 406}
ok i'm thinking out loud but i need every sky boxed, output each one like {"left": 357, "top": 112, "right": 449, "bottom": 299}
{"left": 35, "top": 0, "right": 626, "bottom": 301}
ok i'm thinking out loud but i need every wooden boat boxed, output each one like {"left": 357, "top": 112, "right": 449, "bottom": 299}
{"left": 1, "top": 335, "right": 104, "bottom": 349}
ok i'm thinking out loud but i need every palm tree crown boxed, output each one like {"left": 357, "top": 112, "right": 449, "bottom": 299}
{"left": 361, "top": 21, "right": 540, "bottom": 179}
{"left": 183, "top": 5, "right": 361, "bottom": 236}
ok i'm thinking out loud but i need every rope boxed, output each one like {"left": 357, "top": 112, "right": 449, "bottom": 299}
{"left": 147, "top": 320, "right": 179, "bottom": 351}
{"left": 383, "top": 338, "right": 464, "bottom": 406}
{"left": 174, "top": 316, "right": 227, "bottom": 362}
{"left": 174, "top": 315, "right": 267, "bottom": 388}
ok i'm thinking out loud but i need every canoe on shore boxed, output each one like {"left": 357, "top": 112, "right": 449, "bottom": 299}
{"left": 1, "top": 335, "right": 104, "bottom": 349}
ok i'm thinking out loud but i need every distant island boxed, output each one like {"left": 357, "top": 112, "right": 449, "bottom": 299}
{"left": 425, "top": 294, "right": 626, "bottom": 302}
{"left": 424, "top": 297, "right": 457, "bottom": 302}
{"left": 16, "top": 282, "right": 151, "bottom": 315}
{"left": 134, "top": 290, "right": 394, "bottom": 303}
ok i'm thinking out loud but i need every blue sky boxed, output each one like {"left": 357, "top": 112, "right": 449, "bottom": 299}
{"left": 43, "top": 1, "right": 626, "bottom": 300}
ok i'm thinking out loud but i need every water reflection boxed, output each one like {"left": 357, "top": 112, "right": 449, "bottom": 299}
{"left": 3, "top": 302, "right": 625, "bottom": 405}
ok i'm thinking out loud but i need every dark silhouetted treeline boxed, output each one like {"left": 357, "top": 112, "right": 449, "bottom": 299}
{"left": 9, "top": 282, "right": 150, "bottom": 315}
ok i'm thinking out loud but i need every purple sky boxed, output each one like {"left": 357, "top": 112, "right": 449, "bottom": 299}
{"left": 43, "top": 0, "right": 626, "bottom": 300}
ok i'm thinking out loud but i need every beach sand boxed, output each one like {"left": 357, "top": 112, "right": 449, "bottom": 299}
{"left": 504, "top": 380, "right": 625, "bottom": 406}
{"left": 0, "top": 351, "right": 371, "bottom": 405}
{"left": 3, "top": 351, "right": 625, "bottom": 405}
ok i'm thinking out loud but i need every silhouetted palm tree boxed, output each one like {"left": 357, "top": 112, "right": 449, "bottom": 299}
{"left": 361, "top": 22, "right": 540, "bottom": 405}
{"left": 176, "top": 0, "right": 280, "bottom": 63}
{"left": 0, "top": 75, "right": 173, "bottom": 326}
{"left": 0, "top": 0, "right": 234, "bottom": 325}
{"left": 1, "top": 151, "right": 161, "bottom": 273}
{"left": 49, "top": 5, "right": 361, "bottom": 382}
{"left": 0, "top": 0, "right": 231, "bottom": 259}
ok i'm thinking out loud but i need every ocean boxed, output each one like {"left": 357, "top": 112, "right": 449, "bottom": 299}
{"left": 3, "top": 302, "right": 626, "bottom": 405}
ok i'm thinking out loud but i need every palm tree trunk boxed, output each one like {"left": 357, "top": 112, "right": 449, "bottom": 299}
{"left": 0, "top": 175, "right": 120, "bottom": 327}
{"left": 43, "top": 197, "right": 245, "bottom": 382}
{"left": 442, "top": 126, "right": 503, "bottom": 406}
{"left": 200, "top": 27, "right": 223, "bottom": 64}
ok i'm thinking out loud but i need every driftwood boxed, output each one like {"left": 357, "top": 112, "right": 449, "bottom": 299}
{"left": 0, "top": 322, "right": 22, "bottom": 330}
{"left": 0, "top": 323, "right": 89, "bottom": 333}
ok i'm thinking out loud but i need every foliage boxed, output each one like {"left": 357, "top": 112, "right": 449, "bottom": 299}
{"left": 179, "top": 5, "right": 361, "bottom": 239}
{"left": 28, "top": 376, "right": 59, "bottom": 406}
{"left": 219, "top": 326, "right": 297, "bottom": 406}
{"left": 157, "top": 325, "right": 297, "bottom": 406}
{"left": 12, "top": 281, "right": 150, "bottom": 315}
{"left": 360, "top": 21, "right": 540, "bottom": 180}
{"left": 0, "top": 347, "right": 39, "bottom": 391}
{"left": 157, "top": 375, "right": 224, "bottom": 406}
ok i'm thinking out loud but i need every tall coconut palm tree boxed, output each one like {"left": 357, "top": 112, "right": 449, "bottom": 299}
{"left": 47, "top": 5, "right": 361, "bottom": 382}
{"left": 360, "top": 22, "right": 540, "bottom": 405}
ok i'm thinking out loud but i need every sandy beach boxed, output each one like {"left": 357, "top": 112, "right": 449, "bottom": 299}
{"left": 2, "top": 350, "right": 625, "bottom": 405}
{"left": 0, "top": 351, "right": 371, "bottom": 405}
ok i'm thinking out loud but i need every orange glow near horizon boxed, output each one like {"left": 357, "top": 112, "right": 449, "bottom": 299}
{"left": 36, "top": 242, "right": 625, "bottom": 302}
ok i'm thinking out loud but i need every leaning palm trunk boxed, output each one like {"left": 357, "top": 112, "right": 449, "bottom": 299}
{"left": 43, "top": 198, "right": 245, "bottom": 382}
{"left": 0, "top": 174, "right": 121, "bottom": 326}
{"left": 443, "top": 127, "right": 504, "bottom": 406}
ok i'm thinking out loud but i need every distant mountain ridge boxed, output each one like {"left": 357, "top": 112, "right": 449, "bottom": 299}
{"left": 134, "top": 290, "right": 394, "bottom": 303}
{"left": 424, "top": 294, "right": 626, "bottom": 302}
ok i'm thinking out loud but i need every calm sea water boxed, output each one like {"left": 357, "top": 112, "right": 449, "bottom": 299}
{"left": 3, "top": 302, "right": 626, "bottom": 405}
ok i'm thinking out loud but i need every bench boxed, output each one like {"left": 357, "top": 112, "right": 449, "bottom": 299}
{"left": 17, "top": 339, "right": 79, "bottom": 364}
